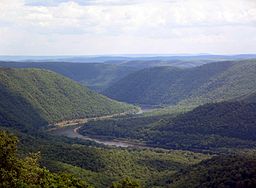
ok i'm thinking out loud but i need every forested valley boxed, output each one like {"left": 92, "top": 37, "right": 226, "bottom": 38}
{"left": 1, "top": 57, "right": 256, "bottom": 187}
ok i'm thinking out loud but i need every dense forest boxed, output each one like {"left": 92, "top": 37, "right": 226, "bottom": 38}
{"left": 168, "top": 151, "right": 256, "bottom": 188}
{"left": 0, "top": 130, "right": 92, "bottom": 187}
{"left": 103, "top": 60, "right": 256, "bottom": 106}
{"left": 1, "top": 0, "right": 256, "bottom": 185}
{"left": 0, "top": 68, "right": 137, "bottom": 129}
{"left": 1, "top": 58, "right": 256, "bottom": 187}
{"left": 80, "top": 100, "right": 256, "bottom": 151}
{"left": 0, "top": 129, "right": 210, "bottom": 188}
{"left": 0, "top": 62, "right": 139, "bottom": 91}
{"left": 3, "top": 125, "right": 256, "bottom": 187}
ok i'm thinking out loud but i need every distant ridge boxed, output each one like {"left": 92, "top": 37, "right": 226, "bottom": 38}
{"left": 103, "top": 59, "right": 256, "bottom": 106}
{"left": 1, "top": 54, "right": 255, "bottom": 62}
{"left": 0, "top": 61, "right": 139, "bottom": 91}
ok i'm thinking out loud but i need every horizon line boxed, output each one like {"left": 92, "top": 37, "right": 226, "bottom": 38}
{"left": 0, "top": 53, "right": 256, "bottom": 57}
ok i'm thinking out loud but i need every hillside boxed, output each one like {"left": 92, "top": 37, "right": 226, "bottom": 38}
{"left": 154, "top": 101, "right": 256, "bottom": 150}
{"left": 0, "top": 62, "right": 139, "bottom": 91}
{"left": 79, "top": 100, "right": 256, "bottom": 151}
{"left": 168, "top": 152, "right": 256, "bottom": 188}
{"left": 0, "top": 130, "right": 92, "bottom": 187}
{"left": 0, "top": 68, "right": 136, "bottom": 129}
{"left": 182, "top": 60, "right": 256, "bottom": 105}
{"left": 1, "top": 129, "right": 209, "bottom": 188}
{"left": 103, "top": 60, "right": 256, "bottom": 106}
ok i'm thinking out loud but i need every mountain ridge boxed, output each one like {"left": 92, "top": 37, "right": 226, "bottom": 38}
{"left": 103, "top": 60, "right": 256, "bottom": 106}
{"left": 0, "top": 67, "right": 137, "bottom": 129}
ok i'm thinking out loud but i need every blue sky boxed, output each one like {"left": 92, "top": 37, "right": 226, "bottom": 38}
{"left": 0, "top": 0, "right": 256, "bottom": 55}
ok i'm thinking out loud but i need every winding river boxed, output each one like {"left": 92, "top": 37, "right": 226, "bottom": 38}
{"left": 51, "top": 106, "right": 158, "bottom": 148}
{"left": 52, "top": 125, "right": 138, "bottom": 147}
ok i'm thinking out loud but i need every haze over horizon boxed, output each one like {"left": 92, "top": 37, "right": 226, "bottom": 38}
{"left": 0, "top": 0, "right": 256, "bottom": 55}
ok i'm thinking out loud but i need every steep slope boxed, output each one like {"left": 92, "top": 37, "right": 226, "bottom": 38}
{"left": 0, "top": 62, "right": 139, "bottom": 91}
{"left": 0, "top": 68, "right": 136, "bottom": 129}
{"left": 79, "top": 99, "right": 256, "bottom": 151}
{"left": 149, "top": 100, "right": 256, "bottom": 150}
{"left": 104, "top": 66, "right": 183, "bottom": 105}
{"left": 146, "top": 95, "right": 256, "bottom": 151}
{"left": 0, "top": 130, "right": 92, "bottom": 187}
{"left": 182, "top": 60, "right": 256, "bottom": 105}
{"left": 159, "top": 101, "right": 256, "bottom": 141}
{"left": 103, "top": 60, "right": 256, "bottom": 106}
{"left": 168, "top": 152, "right": 256, "bottom": 188}
{"left": 1, "top": 128, "right": 209, "bottom": 188}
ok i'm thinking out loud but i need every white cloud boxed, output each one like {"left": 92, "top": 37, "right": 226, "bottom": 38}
{"left": 0, "top": 0, "right": 256, "bottom": 55}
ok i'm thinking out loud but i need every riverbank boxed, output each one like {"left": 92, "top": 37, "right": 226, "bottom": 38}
{"left": 49, "top": 106, "right": 160, "bottom": 148}
{"left": 47, "top": 109, "right": 139, "bottom": 131}
{"left": 51, "top": 125, "right": 146, "bottom": 148}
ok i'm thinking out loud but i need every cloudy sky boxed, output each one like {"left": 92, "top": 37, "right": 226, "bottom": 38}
{"left": 0, "top": 0, "right": 256, "bottom": 55}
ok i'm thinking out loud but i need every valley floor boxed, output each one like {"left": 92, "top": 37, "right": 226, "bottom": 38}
{"left": 51, "top": 125, "right": 139, "bottom": 148}
{"left": 50, "top": 106, "right": 156, "bottom": 148}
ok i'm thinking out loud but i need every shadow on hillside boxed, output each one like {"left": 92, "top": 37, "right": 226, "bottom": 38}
{"left": 0, "top": 83, "right": 48, "bottom": 131}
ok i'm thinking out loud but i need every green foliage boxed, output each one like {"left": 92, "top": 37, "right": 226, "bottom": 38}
{"left": 79, "top": 115, "right": 169, "bottom": 140}
{"left": 0, "top": 130, "right": 92, "bottom": 187}
{"left": 150, "top": 101, "right": 256, "bottom": 151}
{"left": 80, "top": 101, "right": 256, "bottom": 151}
{"left": 161, "top": 102, "right": 256, "bottom": 141}
{"left": 103, "top": 60, "right": 256, "bottom": 106}
{"left": 142, "top": 104, "right": 196, "bottom": 117}
{"left": 2, "top": 59, "right": 256, "bottom": 188}
{"left": 0, "top": 61, "right": 139, "bottom": 91}
{"left": 0, "top": 68, "right": 137, "bottom": 129}
{"left": 168, "top": 152, "right": 256, "bottom": 188}
{"left": 0, "top": 130, "right": 20, "bottom": 187}
{"left": 43, "top": 147, "right": 208, "bottom": 188}
{"left": 42, "top": 145, "right": 208, "bottom": 187}
{"left": 14, "top": 129, "right": 208, "bottom": 188}
{"left": 110, "top": 177, "right": 142, "bottom": 188}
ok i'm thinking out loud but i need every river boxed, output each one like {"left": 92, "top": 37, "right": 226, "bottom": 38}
{"left": 51, "top": 125, "right": 139, "bottom": 148}
{"left": 51, "top": 106, "right": 161, "bottom": 148}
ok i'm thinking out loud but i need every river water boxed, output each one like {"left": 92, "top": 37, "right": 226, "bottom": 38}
{"left": 52, "top": 125, "right": 136, "bottom": 147}
{"left": 51, "top": 106, "right": 159, "bottom": 148}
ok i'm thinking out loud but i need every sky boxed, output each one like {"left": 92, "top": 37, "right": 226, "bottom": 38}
{"left": 0, "top": 0, "right": 256, "bottom": 55}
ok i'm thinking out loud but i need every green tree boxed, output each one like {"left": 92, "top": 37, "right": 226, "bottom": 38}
{"left": 110, "top": 177, "right": 142, "bottom": 188}
{"left": 0, "top": 130, "right": 21, "bottom": 187}
{"left": 0, "top": 130, "right": 92, "bottom": 188}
